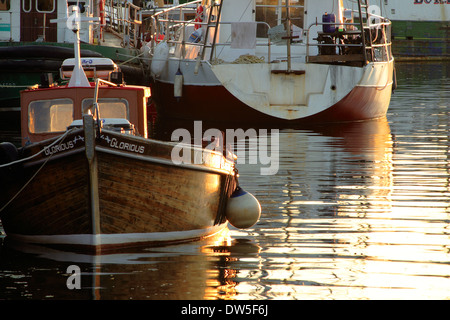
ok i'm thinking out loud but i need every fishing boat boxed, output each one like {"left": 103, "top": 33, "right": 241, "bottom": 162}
{"left": 144, "top": 0, "right": 395, "bottom": 126}
{"left": 0, "top": 0, "right": 146, "bottom": 115}
{"left": 0, "top": 8, "right": 261, "bottom": 253}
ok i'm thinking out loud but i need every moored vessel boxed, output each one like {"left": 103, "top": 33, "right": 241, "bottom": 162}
{"left": 144, "top": 0, "right": 395, "bottom": 126}
{"left": 0, "top": 7, "right": 260, "bottom": 252}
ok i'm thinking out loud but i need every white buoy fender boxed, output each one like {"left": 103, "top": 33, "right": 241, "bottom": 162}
{"left": 150, "top": 41, "right": 169, "bottom": 76}
{"left": 226, "top": 187, "right": 261, "bottom": 229}
{"left": 174, "top": 68, "right": 183, "bottom": 98}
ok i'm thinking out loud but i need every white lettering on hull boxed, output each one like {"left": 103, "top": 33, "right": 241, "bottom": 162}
{"left": 108, "top": 137, "right": 145, "bottom": 154}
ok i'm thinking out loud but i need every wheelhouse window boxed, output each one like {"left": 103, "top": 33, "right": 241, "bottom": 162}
{"left": 82, "top": 98, "right": 129, "bottom": 120}
{"left": 0, "top": 0, "right": 11, "bottom": 11}
{"left": 256, "top": 0, "right": 304, "bottom": 38}
{"left": 28, "top": 99, "right": 74, "bottom": 134}
{"left": 36, "top": 0, "right": 55, "bottom": 13}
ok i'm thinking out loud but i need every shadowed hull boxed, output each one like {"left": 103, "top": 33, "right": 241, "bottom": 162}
{"left": 0, "top": 129, "right": 234, "bottom": 251}
{"left": 151, "top": 80, "right": 392, "bottom": 127}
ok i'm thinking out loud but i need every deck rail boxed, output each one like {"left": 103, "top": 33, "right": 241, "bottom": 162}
{"left": 147, "top": 1, "right": 275, "bottom": 64}
{"left": 104, "top": 0, "right": 143, "bottom": 48}
{"left": 146, "top": 0, "right": 392, "bottom": 66}
{"left": 306, "top": 19, "right": 392, "bottom": 65}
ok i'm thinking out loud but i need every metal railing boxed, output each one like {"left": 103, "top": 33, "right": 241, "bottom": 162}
{"left": 104, "top": 0, "right": 143, "bottom": 48}
{"left": 146, "top": 1, "right": 392, "bottom": 66}
{"left": 305, "top": 10, "right": 392, "bottom": 65}
{"left": 148, "top": 0, "right": 201, "bottom": 44}
{"left": 148, "top": 1, "right": 275, "bottom": 63}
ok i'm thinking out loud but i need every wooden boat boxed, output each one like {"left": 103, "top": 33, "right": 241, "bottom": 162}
{"left": 144, "top": 0, "right": 395, "bottom": 126}
{"left": 0, "top": 12, "right": 261, "bottom": 253}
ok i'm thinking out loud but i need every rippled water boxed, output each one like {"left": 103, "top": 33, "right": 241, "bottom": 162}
{"left": 0, "top": 62, "right": 449, "bottom": 300}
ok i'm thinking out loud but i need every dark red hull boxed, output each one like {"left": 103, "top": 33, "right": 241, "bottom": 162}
{"left": 151, "top": 80, "right": 392, "bottom": 127}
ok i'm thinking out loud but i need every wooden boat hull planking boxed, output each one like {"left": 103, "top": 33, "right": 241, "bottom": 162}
{"left": 0, "top": 129, "right": 234, "bottom": 251}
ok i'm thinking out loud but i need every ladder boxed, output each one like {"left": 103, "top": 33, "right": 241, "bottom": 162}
{"left": 196, "top": 1, "right": 223, "bottom": 61}
{"left": 357, "top": 0, "right": 373, "bottom": 63}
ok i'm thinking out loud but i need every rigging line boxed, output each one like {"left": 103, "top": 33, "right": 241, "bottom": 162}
{"left": 0, "top": 129, "right": 75, "bottom": 169}
{"left": 0, "top": 156, "right": 50, "bottom": 214}
{"left": 116, "top": 51, "right": 145, "bottom": 65}
{"left": 0, "top": 130, "right": 74, "bottom": 213}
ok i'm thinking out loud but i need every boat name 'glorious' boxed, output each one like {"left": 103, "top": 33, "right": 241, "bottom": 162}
{"left": 109, "top": 137, "right": 145, "bottom": 154}
{"left": 44, "top": 141, "right": 75, "bottom": 156}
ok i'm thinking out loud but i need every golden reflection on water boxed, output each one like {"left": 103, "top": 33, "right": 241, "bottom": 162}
{"left": 232, "top": 113, "right": 450, "bottom": 299}
{"left": 1, "top": 114, "right": 449, "bottom": 299}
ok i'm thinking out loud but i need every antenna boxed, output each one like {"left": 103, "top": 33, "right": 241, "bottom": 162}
{"left": 51, "top": 4, "right": 101, "bottom": 87}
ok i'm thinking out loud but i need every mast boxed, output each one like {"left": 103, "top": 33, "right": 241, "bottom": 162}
{"left": 68, "top": 6, "right": 91, "bottom": 87}
{"left": 51, "top": 4, "right": 100, "bottom": 87}
{"left": 285, "top": 0, "right": 292, "bottom": 72}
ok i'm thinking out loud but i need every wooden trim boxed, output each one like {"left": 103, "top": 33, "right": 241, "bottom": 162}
{"left": 83, "top": 115, "right": 101, "bottom": 243}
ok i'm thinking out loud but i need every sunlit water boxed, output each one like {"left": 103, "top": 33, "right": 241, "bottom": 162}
{"left": 0, "top": 62, "right": 449, "bottom": 300}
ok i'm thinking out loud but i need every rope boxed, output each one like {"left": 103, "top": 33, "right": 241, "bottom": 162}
{"left": 116, "top": 51, "right": 145, "bottom": 66}
{"left": 0, "top": 129, "right": 74, "bottom": 168}
{"left": 0, "top": 129, "right": 74, "bottom": 213}
{"left": 232, "top": 54, "right": 265, "bottom": 64}
{"left": 211, "top": 55, "right": 265, "bottom": 65}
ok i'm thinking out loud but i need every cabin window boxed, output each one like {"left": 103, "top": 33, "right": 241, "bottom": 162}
{"left": 23, "top": 0, "right": 32, "bottom": 12}
{"left": 0, "top": 0, "right": 10, "bottom": 11}
{"left": 28, "top": 99, "right": 74, "bottom": 134}
{"left": 82, "top": 98, "right": 129, "bottom": 120}
{"left": 36, "top": 0, "right": 54, "bottom": 13}
{"left": 255, "top": 0, "right": 304, "bottom": 38}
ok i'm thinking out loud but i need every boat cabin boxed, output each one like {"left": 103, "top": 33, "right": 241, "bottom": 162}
{"left": 0, "top": 0, "right": 94, "bottom": 43}
{"left": 0, "top": 0, "right": 143, "bottom": 46}
{"left": 20, "top": 68, "right": 151, "bottom": 146}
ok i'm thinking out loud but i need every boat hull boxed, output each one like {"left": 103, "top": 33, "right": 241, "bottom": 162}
{"left": 151, "top": 62, "right": 394, "bottom": 126}
{"left": 0, "top": 127, "right": 235, "bottom": 252}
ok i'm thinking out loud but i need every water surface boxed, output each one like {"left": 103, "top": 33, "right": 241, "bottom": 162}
{"left": 0, "top": 62, "right": 449, "bottom": 300}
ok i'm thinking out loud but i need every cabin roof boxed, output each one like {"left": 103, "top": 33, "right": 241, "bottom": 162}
{"left": 23, "top": 83, "right": 151, "bottom": 95}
